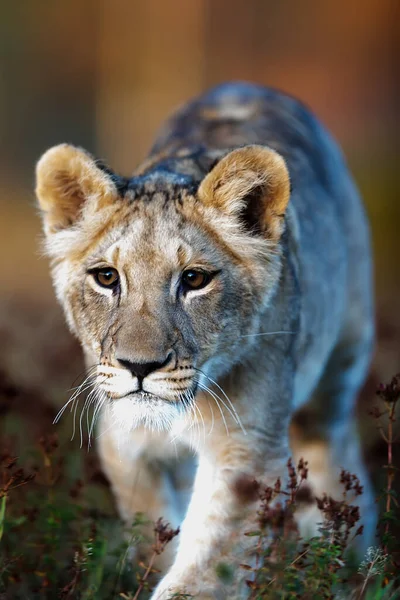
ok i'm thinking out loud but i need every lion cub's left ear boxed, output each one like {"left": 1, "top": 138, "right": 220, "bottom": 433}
{"left": 197, "top": 145, "right": 290, "bottom": 241}
{"left": 36, "top": 144, "right": 120, "bottom": 235}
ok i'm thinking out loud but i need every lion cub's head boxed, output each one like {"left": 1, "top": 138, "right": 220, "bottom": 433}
{"left": 35, "top": 143, "right": 290, "bottom": 430}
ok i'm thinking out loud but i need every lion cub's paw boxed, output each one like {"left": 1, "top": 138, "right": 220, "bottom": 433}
{"left": 151, "top": 570, "right": 225, "bottom": 600}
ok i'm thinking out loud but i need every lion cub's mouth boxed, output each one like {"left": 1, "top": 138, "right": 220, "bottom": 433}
{"left": 107, "top": 390, "right": 168, "bottom": 403}
{"left": 97, "top": 365, "right": 198, "bottom": 406}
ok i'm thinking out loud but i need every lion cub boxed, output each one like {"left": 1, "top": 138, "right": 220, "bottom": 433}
{"left": 36, "top": 82, "right": 376, "bottom": 599}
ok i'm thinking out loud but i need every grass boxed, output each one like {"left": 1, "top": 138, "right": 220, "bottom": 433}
{"left": 1, "top": 363, "right": 399, "bottom": 598}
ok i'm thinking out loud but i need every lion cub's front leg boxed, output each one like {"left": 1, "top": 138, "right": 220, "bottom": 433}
{"left": 97, "top": 413, "right": 184, "bottom": 573}
{"left": 152, "top": 433, "right": 289, "bottom": 600}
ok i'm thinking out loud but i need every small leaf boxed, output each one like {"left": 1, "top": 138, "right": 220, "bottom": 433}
{"left": 240, "top": 564, "right": 255, "bottom": 571}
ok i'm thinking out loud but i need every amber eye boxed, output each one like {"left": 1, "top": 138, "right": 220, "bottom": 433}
{"left": 92, "top": 267, "right": 119, "bottom": 289}
{"left": 181, "top": 270, "right": 210, "bottom": 291}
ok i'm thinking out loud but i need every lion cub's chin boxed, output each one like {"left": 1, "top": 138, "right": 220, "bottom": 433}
{"left": 107, "top": 392, "right": 188, "bottom": 433}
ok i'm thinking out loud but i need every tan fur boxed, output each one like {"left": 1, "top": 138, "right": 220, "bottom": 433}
{"left": 198, "top": 146, "right": 290, "bottom": 241}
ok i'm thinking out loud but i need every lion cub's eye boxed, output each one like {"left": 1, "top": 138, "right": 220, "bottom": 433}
{"left": 91, "top": 267, "right": 120, "bottom": 289}
{"left": 181, "top": 269, "right": 210, "bottom": 291}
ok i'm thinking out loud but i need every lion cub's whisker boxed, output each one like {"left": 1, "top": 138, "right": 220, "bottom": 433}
{"left": 80, "top": 383, "right": 107, "bottom": 449}
{"left": 192, "top": 396, "right": 206, "bottom": 443}
{"left": 66, "top": 365, "right": 98, "bottom": 392}
{"left": 53, "top": 377, "right": 96, "bottom": 424}
{"left": 54, "top": 371, "right": 108, "bottom": 449}
{"left": 80, "top": 386, "right": 97, "bottom": 448}
{"left": 88, "top": 390, "right": 107, "bottom": 450}
{"left": 72, "top": 381, "right": 96, "bottom": 442}
{"left": 195, "top": 368, "right": 246, "bottom": 434}
{"left": 239, "top": 330, "right": 295, "bottom": 338}
{"left": 196, "top": 381, "right": 230, "bottom": 436}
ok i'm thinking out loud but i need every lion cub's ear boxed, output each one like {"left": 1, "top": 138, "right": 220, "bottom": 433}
{"left": 197, "top": 145, "right": 290, "bottom": 241}
{"left": 35, "top": 144, "right": 120, "bottom": 234}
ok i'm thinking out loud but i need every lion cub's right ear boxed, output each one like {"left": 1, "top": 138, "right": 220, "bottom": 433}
{"left": 35, "top": 144, "right": 120, "bottom": 234}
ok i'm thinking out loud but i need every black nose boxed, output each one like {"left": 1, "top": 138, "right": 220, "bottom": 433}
{"left": 117, "top": 355, "right": 171, "bottom": 380}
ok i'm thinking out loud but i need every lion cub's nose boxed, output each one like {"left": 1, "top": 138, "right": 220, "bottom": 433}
{"left": 117, "top": 356, "right": 171, "bottom": 380}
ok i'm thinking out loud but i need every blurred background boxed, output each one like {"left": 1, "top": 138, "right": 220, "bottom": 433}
{"left": 0, "top": 0, "right": 398, "bottom": 498}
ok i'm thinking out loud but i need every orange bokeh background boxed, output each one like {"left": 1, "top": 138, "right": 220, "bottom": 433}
{"left": 0, "top": 1, "right": 398, "bottom": 443}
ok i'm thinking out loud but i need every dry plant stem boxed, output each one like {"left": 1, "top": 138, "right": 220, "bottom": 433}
{"left": 0, "top": 495, "right": 6, "bottom": 541}
{"left": 375, "top": 375, "right": 400, "bottom": 555}
{"left": 266, "top": 547, "right": 309, "bottom": 590}
{"left": 132, "top": 550, "right": 158, "bottom": 600}
{"left": 384, "top": 399, "right": 396, "bottom": 553}
{"left": 357, "top": 553, "right": 380, "bottom": 600}
{"left": 0, "top": 454, "right": 35, "bottom": 542}
{"left": 132, "top": 518, "right": 180, "bottom": 600}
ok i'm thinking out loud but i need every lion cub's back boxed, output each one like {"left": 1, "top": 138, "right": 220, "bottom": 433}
{"left": 152, "top": 82, "right": 374, "bottom": 406}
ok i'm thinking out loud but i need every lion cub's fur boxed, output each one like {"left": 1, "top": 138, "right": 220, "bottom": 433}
{"left": 36, "top": 82, "right": 376, "bottom": 599}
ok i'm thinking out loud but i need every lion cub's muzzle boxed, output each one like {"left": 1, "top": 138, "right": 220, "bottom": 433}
{"left": 96, "top": 352, "right": 197, "bottom": 403}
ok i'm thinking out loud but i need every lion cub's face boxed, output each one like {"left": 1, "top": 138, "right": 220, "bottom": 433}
{"left": 35, "top": 144, "right": 290, "bottom": 430}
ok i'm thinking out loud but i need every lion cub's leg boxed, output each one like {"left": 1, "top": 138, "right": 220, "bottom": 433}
{"left": 96, "top": 413, "right": 191, "bottom": 574}
{"left": 290, "top": 338, "right": 377, "bottom": 552}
